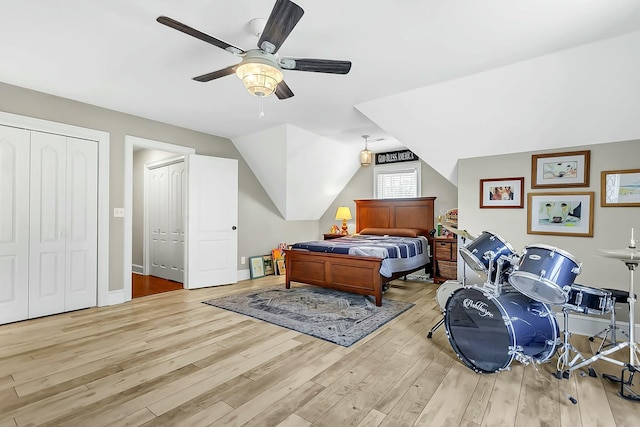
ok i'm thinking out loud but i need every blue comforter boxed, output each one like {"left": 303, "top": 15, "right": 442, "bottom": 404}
{"left": 290, "top": 234, "right": 427, "bottom": 259}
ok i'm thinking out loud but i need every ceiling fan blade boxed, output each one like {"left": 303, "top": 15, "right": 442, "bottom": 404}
{"left": 275, "top": 80, "right": 294, "bottom": 99}
{"left": 157, "top": 16, "right": 245, "bottom": 55}
{"left": 193, "top": 65, "right": 237, "bottom": 82}
{"left": 282, "top": 58, "right": 352, "bottom": 74}
{"left": 258, "top": 0, "right": 304, "bottom": 54}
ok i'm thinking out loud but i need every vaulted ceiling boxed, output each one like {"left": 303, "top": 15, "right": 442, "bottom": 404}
{"left": 2, "top": 1, "right": 640, "bottom": 219}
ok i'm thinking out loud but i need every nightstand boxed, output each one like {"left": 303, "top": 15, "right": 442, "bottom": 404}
{"left": 323, "top": 233, "right": 344, "bottom": 240}
{"left": 433, "top": 237, "right": 458, "bottom": 284}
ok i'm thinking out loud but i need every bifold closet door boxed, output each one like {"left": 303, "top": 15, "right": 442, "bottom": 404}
{"left": 29, "top": 132, "right": 97, "bottom": 318}
{"left": 149, "top": 161, "right": 185, "bottom": 283}
{"left": 0, "top": 126, "right": 30, "bottom": 324}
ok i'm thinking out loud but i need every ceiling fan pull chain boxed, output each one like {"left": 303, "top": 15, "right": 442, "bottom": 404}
{"left": 258, "top": 97, "right": 265, "bottom": 118}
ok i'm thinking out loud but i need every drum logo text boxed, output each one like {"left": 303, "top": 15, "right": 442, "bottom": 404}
{"left": 462, "top": 298, "right": 494, "bottom": 317}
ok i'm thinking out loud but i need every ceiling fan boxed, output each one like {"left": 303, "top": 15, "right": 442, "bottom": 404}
{"left": 157, "top": 0, "right": 352, "bottom": 99}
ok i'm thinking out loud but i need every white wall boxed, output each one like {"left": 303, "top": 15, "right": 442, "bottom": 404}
{"left": 458, "top": 139, "right": 640, "bottom": 323}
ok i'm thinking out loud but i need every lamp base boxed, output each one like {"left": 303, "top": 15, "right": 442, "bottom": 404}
{"left": 341, "top": 220, "right": 349, "bottom": 235}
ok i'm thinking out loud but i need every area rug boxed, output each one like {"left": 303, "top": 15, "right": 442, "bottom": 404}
{"left": 203, "top": 286, "right": 414, "bottom": 347}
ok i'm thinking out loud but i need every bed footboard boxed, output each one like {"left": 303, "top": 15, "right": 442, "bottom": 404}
{"left": 284, "top": 249, "right": 385, "bottom": 306}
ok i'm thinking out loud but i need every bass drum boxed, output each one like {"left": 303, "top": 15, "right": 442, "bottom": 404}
{"left": 444, "top": 286, "right": 559, "bottom": 373}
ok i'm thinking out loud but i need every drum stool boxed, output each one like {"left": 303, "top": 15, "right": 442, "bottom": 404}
{"left": 588, "top": 288, "right": 634, "bottom": 354}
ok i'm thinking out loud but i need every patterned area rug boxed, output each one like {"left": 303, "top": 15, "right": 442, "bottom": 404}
{"left": 203, "top": 286, "right": 414, "bottom": 347}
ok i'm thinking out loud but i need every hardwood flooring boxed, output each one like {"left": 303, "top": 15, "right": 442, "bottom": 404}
{"left": 132, "top": 274, "right": 183, "bottom": 298}
{"left": 1, "top": 275, "right": 640, "bottom": 426}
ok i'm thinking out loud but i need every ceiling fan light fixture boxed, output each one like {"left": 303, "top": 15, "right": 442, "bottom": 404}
{"left": 235, "top": 58, "right": 283, "bottom": 97}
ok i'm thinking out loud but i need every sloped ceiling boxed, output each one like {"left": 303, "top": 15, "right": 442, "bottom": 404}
{"left": 1, "top": 1, "right": 639, "bottom": 219}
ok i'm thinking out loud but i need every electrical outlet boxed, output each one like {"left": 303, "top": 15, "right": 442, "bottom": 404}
{"left": 241, "top": 256, "right": 246, "bottom": 264}
{"left": 113, "top": 208, "right": 125, "bottom": 217}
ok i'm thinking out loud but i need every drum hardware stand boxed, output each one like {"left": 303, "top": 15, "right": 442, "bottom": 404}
{"left": 589, "top": 295, "right": 630, "bottom": 354}
{"left": 556, "top": 308, "right": 597, "bottom": 379}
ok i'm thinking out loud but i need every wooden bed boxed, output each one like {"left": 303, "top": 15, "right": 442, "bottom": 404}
{"left": 284, "top": 197, "right": 436, "bottom": 306}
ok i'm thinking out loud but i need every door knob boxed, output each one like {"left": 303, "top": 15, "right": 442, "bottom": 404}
{"left": 232, "top": 226, "right": 237, "bottom": 230}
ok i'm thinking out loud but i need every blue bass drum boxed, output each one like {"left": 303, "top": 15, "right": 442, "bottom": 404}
{"left": 444, "top": 286, "right": 559, "bottom": 374}
{"left": 459, "top": 231, "right": 516, "bottom": 283}
{"left": 509, "top": 244, "right": 582, "bottom": 305}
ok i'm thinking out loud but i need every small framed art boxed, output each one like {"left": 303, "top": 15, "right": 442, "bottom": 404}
{"left": 527, "top": 192, "right": 594, "bottom": 237}
{"left": 601, "top": 169, "right": 640, "bottom": 207}
{"left": 249, "top": 256, "right": 265, "bottom": 279}
{"left": 480, "top": 177, "right": 524, "bottom": 208}
{"left": 531, "top": 150, "right": 590, "bottom": 188}
{"left": 262, "top": 254, "right": 274, "bottom": 275}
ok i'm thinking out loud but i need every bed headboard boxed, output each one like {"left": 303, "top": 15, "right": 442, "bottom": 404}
{"left": 354, "top": 197, "right": 436, "bottom": 235}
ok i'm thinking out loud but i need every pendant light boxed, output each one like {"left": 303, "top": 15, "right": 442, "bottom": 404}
{"left": 360, "top": 135, "right": 372, "bottom": 166}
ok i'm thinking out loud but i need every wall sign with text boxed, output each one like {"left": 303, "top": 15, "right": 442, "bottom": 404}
{"left": 375, "top": 149, "right": 419, "bottom": 165}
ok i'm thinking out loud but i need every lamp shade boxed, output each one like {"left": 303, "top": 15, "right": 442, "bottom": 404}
{"left": 235, "top": 59, "right": 283, "bottom": 97}
{"left": 335, "top": 206, "right": 352, "bottom": 220}
{"left": 360, "top": 149, "right": 372, "bottom": 166}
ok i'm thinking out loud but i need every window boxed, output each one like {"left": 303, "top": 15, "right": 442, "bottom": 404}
{"left": 374, "top": 162, "right": 421, "bottom": 199}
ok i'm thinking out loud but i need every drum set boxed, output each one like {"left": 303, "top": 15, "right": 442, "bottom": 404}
{"left": 429, "top": 228, "right": 640, "bottom": 400}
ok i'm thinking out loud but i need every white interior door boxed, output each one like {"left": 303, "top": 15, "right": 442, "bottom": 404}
{"left": 186, "top": 154, "right": 238, "bottom": 289}
{"left": 167, "top": 161, "right": 185, "bottom": 282}
{"left": 149, "top": 166, "right": 169, "bottom": 279}
{"left": 29, "top": 132, "right": 67, "bottom": 318}
{"left": 0, "top": 125, "right": 30, "bottom": 324}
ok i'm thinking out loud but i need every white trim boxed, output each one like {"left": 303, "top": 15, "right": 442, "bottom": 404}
{"left": 555, "top": 311, "right": 640, "bottom": 338}
{"left": 124, "top": 136, "right": 195, "bottom": 303}
{"left": 237, "top": 269, "right": 251, "bottom": 282}
{"left": 108, "top": 289, "right": 126, "bottom": 306}
{"left": 132, "top": 264, "right": 144, "bottom": 275}
{"left": 0, "top": 110, "right": 110, "bottom": 307}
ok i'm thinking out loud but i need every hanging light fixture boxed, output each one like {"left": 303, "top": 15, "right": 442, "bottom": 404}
{"left": 360, "top": 135, "right": 372, "bottom": 166}
{"left": 235, "top": 51, "right": 284, "bottom": 98}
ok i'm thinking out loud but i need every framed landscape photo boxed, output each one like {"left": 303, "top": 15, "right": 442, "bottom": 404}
{"left": 531, "top": 150, "right": 590, "bottom": 188}
{"left": 249, "top": 256, "right": 265, "bottom": 279}
{"left": 601, "top": 169, "right": 640, "bottom": 207}
{"left": 480, "top": 177, "right": 524, "bottom": 208}
{"left": 527, "top": 192, "right": 594, "bottom": 237}
{"left": 262, "top": 254, "right": 274, "bottom": 275}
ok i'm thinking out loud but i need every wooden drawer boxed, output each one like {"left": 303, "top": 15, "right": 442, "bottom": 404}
{"left": 434, "top": 240, "right": 456, "bottom": 259}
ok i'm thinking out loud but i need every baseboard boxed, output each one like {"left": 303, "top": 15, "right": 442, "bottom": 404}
{"left": 107, "top": 289, "right": 126, "bottom": 306}
{"left": 557, "top": 311, "right": 640, "bottom": 338}
{"left": 132, "top": 264, "right": 144, "bottom": 274}
{"left": 237, "top": 269, "right": 251, "bottom": 281}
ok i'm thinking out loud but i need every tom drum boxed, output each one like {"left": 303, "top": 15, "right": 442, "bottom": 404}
{"left": 459, "top": 231, "right": 516, "bottom": 283}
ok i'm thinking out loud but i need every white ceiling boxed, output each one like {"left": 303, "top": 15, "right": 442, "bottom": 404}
{"left": 1, "top": 1, "right": 638, "bottom": 143}
{"left": 1, "top": 1, "right": 640, "bottom": 217}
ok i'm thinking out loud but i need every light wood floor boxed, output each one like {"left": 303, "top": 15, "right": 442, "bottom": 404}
{"left": 1, "top": 276, "right": 640, "bottom": 427}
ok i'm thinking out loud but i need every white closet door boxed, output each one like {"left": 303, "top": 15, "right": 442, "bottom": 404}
{"left": 65, "top": 137, "right": 98, "bottom": 311}
{"left": 29, "top": 132, "right": 67, "bottom": 318}
{"left": 149, "top": 166, "right": 169, "bottom": 278}
{"left": 0, "top": 125, "right": 30, "bottom": 324}
{"left": 167, "top": 161, "right": 185, "bottom": 283}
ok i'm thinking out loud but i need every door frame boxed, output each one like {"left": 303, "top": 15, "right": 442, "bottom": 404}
{"left": 0, "top": 111, "right": 110, "bottom": 307}
{"left": 124, "top": 136, "right": 195, "bottom": 302}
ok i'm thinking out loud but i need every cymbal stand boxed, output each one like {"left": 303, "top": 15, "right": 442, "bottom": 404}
{"left": 568, "top": 244, "right": 640, "bottom": 401}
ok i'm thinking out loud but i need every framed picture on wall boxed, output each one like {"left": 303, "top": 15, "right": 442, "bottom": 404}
{"left": 249, "top": 256, "right": 265, "bottom": 279}
{"left": 531, "top": 150, "right": 590, "bottom": 188}
{"left": 527, "top": 192, "right": 594, "bottom": 237}
{"left": 480, "top": 177, "right": 524, "bottom": 208}
{"left": 601, "top": 169, "right": 640, "bottom": 207}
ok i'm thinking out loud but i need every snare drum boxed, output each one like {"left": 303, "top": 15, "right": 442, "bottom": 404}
{"left": 459, "top": 231, "right": 517, "bottom": 283}
{"left": 565, "top": 284, "right": 613, "bottom": 315}
{"left": 509, "top": 244, "right": 581, "bottom": 305}
{"left": 436, "top": 280, "right": 463, "bottom": 311}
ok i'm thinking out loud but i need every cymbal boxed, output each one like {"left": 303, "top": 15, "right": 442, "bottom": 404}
{"left": 441, "top": 224, "right": 476, "bottom": 240}
{"left": 597, "top": 247, "right": 640, "bottom": 262}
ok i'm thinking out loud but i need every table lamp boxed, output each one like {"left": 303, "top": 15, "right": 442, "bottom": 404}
{"left": 335, "top": 206, "right": 352, "bottom": 235}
